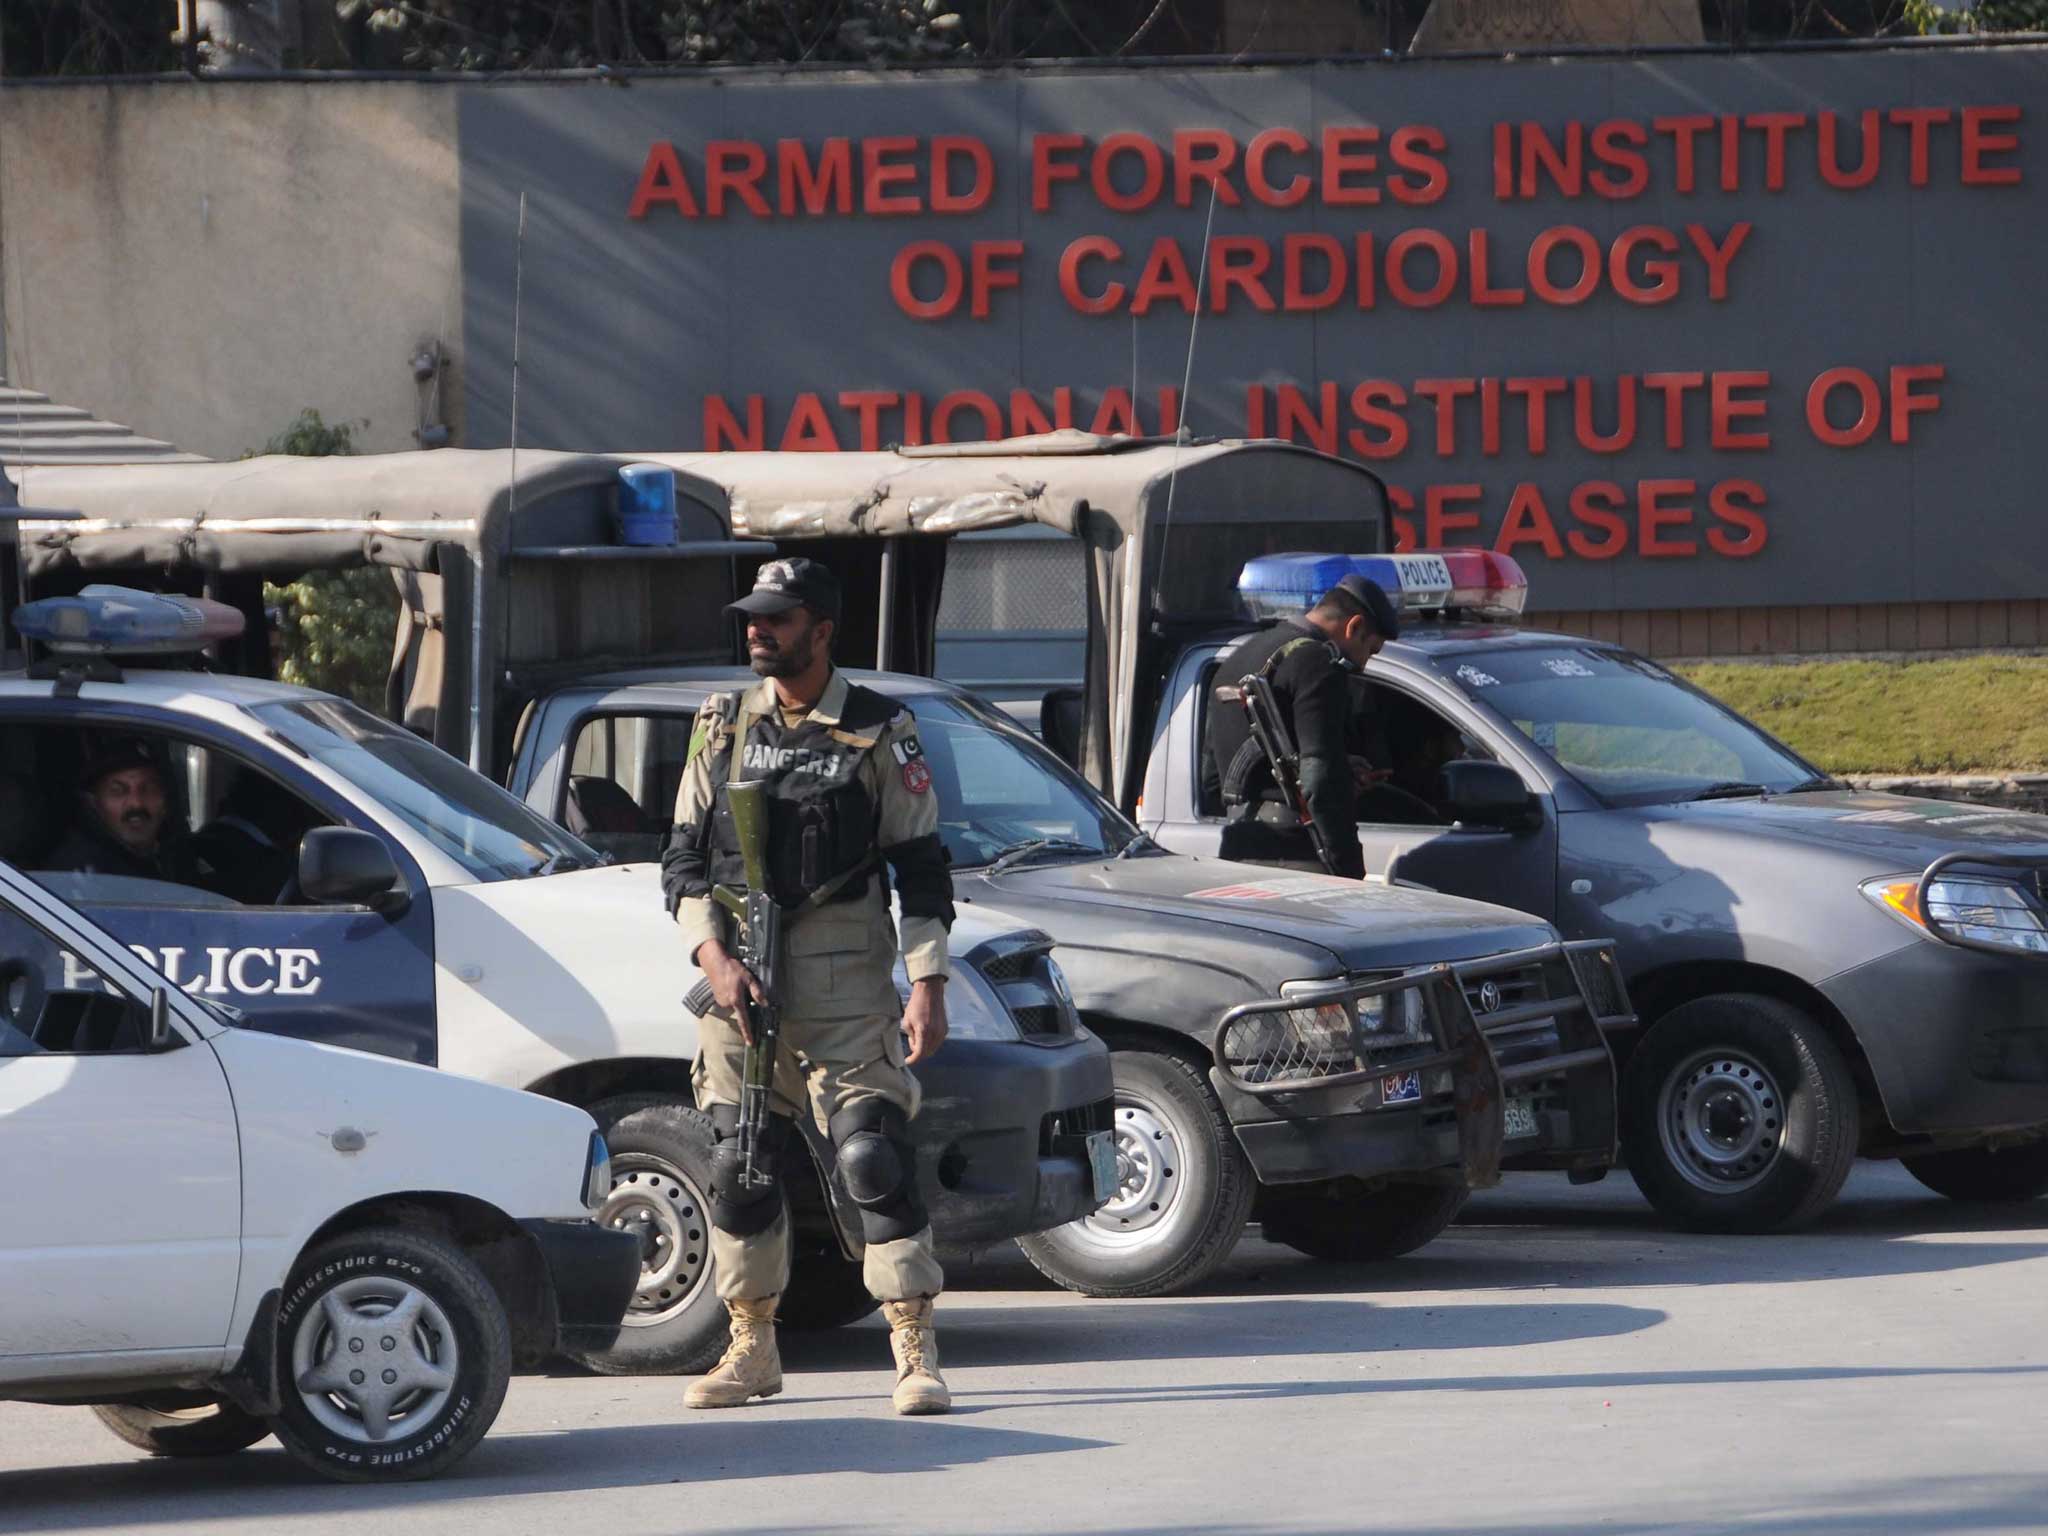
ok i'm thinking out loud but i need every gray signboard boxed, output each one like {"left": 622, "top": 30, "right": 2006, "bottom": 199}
{"left": 459, "top": 48, "right": 2046, "bottom": 610}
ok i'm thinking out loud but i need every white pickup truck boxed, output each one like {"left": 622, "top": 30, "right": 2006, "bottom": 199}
{"left": 0, "top": 857, "right": 637, "bottom": 1482}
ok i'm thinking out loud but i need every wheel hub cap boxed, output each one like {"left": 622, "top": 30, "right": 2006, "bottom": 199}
{"left": 1083, "top": 1096, "right": 1183, "bottom": 1238}
{"left": 600, "top": 1157, "right": 710, "bottom": 1326}
{"left": 1661, "top": 1051, "right": 1785, "bottom": 1194}
{"left": 291, "top": 1279, "right": 458, "bottom": 1445}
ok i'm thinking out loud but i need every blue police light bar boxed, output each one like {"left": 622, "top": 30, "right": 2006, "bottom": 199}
{"left": 12, "top": 585, "right": 246, "bottom": 655}
{"left": 1236, "top": 550, "right": 1528, "bottom": 623}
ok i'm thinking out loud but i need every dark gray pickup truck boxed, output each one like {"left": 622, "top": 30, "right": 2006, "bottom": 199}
{"left": 507, "top": 667, "right": 1628, "bottom": 1297}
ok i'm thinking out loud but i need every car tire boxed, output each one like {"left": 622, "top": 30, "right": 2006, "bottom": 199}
{"left": 93, "top": 1400, "right": 271, "bottom": 1459}
{"left": 567, "top": 1099, "right": 728, "bottom": 1376}
{"left": 1260, "top": 1180, "right": 1468, "bottom": 1263}
{"left": 1015, "top": 1047, "right": 1256, "bottom": 1298}
{"left": 1901, "top": 1142, "right": 2048, "bottom": 1203}
{"left": 779, "top": 1249, "right": 883, "bottom": 1331}
{"left": 269, "top": 1225, "right": 510, "bottom": 1483}
{"left": 1621, "top": 994, "right": 1859, "bottom": 1234}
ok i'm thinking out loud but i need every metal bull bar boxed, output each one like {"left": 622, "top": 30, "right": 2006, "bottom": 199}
{"left": 1212, "top": 939, "right": 1630, "bottom": 1189}
{"left": 1913, "top": 850, "right": 2048, "bottom": 959}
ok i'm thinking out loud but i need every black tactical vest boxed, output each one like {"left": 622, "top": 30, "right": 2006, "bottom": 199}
{"left": 705, "top": 683, "right": 897, "bottom": 909}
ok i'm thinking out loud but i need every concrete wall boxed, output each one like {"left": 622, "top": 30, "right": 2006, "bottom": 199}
{"left": 0, "top": 81, "right": 461, "bottom": 460}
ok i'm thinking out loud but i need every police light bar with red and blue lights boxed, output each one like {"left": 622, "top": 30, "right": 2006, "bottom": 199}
{"left": 1236, "top": 551, "right": 1529, "bottom": 624}
{"left": 12, "top": 585, "right": 247, "bottom": 655}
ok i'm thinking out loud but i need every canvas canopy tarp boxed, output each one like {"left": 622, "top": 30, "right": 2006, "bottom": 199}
{"left": 638, "top": 433, "right": 1389, "bottom": 807}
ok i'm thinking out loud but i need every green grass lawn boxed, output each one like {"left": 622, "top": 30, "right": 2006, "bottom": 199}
{"left": 1674, "top": 655, "right": 2048, "bottom": 777}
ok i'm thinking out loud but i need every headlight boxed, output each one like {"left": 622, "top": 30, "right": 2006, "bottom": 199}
{"left": 1862, "top": 875, "right": 2048, "bottom": 955}
{"left": 582, "top": 1131, "right": 612, "bottom": 1211}
{"left": 1279, "top": 978, "right": 1430, "bottom": 1045}
{"left": 892, "top": 958, "right": 1022, "bottom": 1041}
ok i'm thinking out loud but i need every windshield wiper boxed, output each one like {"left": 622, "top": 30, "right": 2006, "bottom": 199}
{"left": 1689, "top": 782, "right": 1771, "bottom": 802}
{"left": 1777, "top": 775, "right": 1847, "bottom": 794}
{"left": 530, "top": 850, "right": 594, "bottom": 877}
{"left": 988, "top": 838, "right": 1101, "bottom": 875}
{"left": 1114, "top": 833, "right": 1158, "bottom": 860}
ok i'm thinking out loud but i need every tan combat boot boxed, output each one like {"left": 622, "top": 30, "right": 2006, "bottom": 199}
{"left": 684, "top": 1295, "right": 783, "bottom": 1409}
{"left": 881, "top": 1298, "right": 950, "bottom": 1415}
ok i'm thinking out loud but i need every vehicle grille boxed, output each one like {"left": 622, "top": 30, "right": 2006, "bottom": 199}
{"left": 1464, "top": 965, "right": 1561, "bottom": 1069}
{"left": 964, "top": 930, "right": 1078, "bottom": 1042}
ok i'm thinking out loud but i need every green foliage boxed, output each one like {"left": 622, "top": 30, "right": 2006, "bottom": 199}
{"left": 334, "top": 0, "right": 1210, "bottom": 69}
{"left": 253, "top": 411, "right": 398, "bottom": 709}
{"left": 1676, "top": 655, "right": 2048, "bottom": 775}
{"left": 1905, "top": 0, "right": 2048, "bottom": 32}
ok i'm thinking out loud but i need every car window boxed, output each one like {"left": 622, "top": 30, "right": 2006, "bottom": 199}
{"left": 1429, "top": 644, "right": 1811, "bottom": 807}
{"left": 253, "top": 699, "right": 601, "bottom": 882}
{"left": 1354, "top": 682, "right": 1500, "bottom": 828}
{"left": 904, "top": 694, "right": 1141, "bottom": 868}
{"left": 9, "top": 724, "right": 333, "bottom": 909}
{"left": 560, "top": 712, "right": 690, "bottom": 864}
{"left": 0, "top": 901, "right": 152, "bottom": 1055}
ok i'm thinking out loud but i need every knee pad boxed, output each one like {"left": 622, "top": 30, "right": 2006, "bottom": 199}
{"left": 708, "top": 1102, "right": 791, "bottom": 1238}
{"left": 828, "top": 1099, "right": 928, "bottom": 1245}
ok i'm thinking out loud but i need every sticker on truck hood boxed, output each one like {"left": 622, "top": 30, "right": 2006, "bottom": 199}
{"left": 1188, "top": 873, "right": 1388, "bottom": 907}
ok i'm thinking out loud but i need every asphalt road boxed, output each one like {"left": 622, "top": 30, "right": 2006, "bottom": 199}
{"left": 6, "top": 1162, "right": 2046, "bottom": 1536}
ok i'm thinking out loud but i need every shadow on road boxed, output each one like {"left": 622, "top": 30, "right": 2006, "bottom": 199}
{"left": 0, "top": 1415, "right": 1108, "bottom": 1531}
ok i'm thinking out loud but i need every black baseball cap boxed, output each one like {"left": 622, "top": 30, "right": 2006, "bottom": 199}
{"left": 79, "top": 736, "right": 160, "bottom": 791}
{"left": 1326, "top": 574, "right": 1402, "bottom": 641}
{"left": 727, "top": 557, "right": 842, "bottom": 623}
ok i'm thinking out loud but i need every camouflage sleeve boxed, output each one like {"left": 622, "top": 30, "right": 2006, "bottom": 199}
{"left": 662, "top": 695, "right": 728, "bottom": 962}
{"left": 873, "top": 710, "right": 952, "bottom": 982}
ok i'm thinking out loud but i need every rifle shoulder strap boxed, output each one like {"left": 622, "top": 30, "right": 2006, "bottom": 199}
{"left": 1219, "top": 636, "right": 1317, "bottom": 804}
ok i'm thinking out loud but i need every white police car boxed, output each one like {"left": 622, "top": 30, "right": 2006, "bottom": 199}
{"left": 1141, "top": 551, "right": 2048, "bottom": 1232}
{"left": 2, "top": 587, "right": 1111, "bottom": 1368}
{"left": 0, "top": 853, "right": 636, "bottom": 1481}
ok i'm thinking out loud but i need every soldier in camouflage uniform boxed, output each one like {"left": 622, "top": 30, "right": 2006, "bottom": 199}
{"left": 661, "top": 558, "right": 955, "bottom": 1415}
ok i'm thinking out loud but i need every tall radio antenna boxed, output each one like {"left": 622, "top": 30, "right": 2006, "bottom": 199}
{"left": 1152, "top": 178, "right": 1220, "bottom": 613}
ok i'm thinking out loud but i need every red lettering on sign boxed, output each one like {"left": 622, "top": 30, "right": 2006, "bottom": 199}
{"left": 932, "top": 390, "right": 1003, "bottom": 443}
{"left": 778, "top": 138, "right": 853, "bottom": 215}
{"left": 891, "top": 241, "right": 962, "bottom": 319}
{"left": 1284, "top": 234, "right": 1346, "bottom": 311}
{"left": 1090, "top": 388, "right": 1139, "bottom": 436}
{"left": 1278, "top": 384, "right": 1340, "bottom": 455}
{"left": 1890, "top": 363, "right": 1945, "bottom": 443}
{"left": 1745, "top": 113, "right": 1805, "bottom": 192}
{"left": 1059, "top": 237, "right": 1124, "bottom": 315}
{"left": 1498, "top": 483, "right": 1565, "bottom": 559}
{"left": 1322, "top": 126, "right": 1382, "bottom": 206}
{"left": 1032, "top": 133, "right": 1086, "bottom": 212}
{"left": 706, "top": 141, "right": 770, "bottom": 218}
{"left": 863, "top": 137, "right": 922, "bottom": 215}
{"left": 1528, "top": 227, "right": 1601, "bottom": 306}
{"left": 1711, "top": 371, "right": 1771, "bottom": 450}
{"left": 1589, "top": 120, "right": 1650, "bottom": 199}
{"left": 628, "top": 142, "right": 699, "bottom": 218}
{"left": 1611, "top": 226, "right": 1680, "bottom": 305}
{"left": 1653, "top": 115, "right": 1714, "bottom": 194}
{"left": 1415, "top": 379, "right": 1475, "bottom": 456}
{"left": 841, "top": 391, "right": 898, "bottom": 451}
{"left": 1009, "top": 387, "right": 1076, "bottom": 438}
{"left": 781, "top": 393, "right": 841, "bottom": 451}
{"left": 1347, "top": 382, "right": 1409, "bottom": 460}
{"left": 1575, "top": 377, "right": 1637, "bottom": 455}
{"left": 932, "top": 137, "right": 995, "bottom": 214}
{"left": 1246, "top": 129, "right": 1310, "bottom": 207}
{"left": 1468, "top": 232, "right": 1526, "bottom": 308}
{"left": 1890, "top": 107, "right": 1953, "bottom": 187}
{"left": 1176, "top": 130, "right": 1244, "bottom": 207}
{"left": 1520, "top": 122, "right": 1582, "bottom": 199}
{"left": 1509, "top": 377, "right": 1566, "bottom": 455}
{"left": 1686, "top": 222, "right": 1751, "bottom": 300}
{"left": 1819, "top": 110, "right": 1883, "bottom": 189}
{"left": 1962, "top": 106, "right": 2024, "bottom": 186}
{"left": 1643, "top": 371, "right": 1704, "bottom": 448}
{"left": 704, "top": 394, "right": 764, "bottom": 451}
{"left": 1132, "top": 238, "right": 1199, "bottom": 316}
{"left": 1426, "top": 484, "right": 1484, "bottom": 545}
{"left": 1388, "top": 126, "right": 1450, "bottom": 205}
{"left": 1094, "top": 133, "right": 1167, "bottom": 213}
{"left": 1638, "top": 479, "right": 1698, "bottom": 558}
{"left": 1807, "top": 367, "right": 1882, "bottom": 447}
{"left": 1385, "top": 230, "right": 1457, "bottom": 308}
{"left": 1567, "top": 482, "right": 1630, "bottom": 560}
{"left": 1708, "top": 480, "right": 1770, "bottom": 557}
{"left": 1211, "top": 237, "right": 1276, "bottom": 313}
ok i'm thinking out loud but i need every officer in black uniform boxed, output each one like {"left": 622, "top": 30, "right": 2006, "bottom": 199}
{"left": 1205, "top": 574, "right": 1402, "bottom": 879}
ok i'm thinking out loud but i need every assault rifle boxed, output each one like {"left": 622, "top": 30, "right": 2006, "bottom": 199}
{"left": 1216, "top": 671, "right": 1340, "bottom": 877}
{"left": 682, "top": 779, "right": 783, "bottom": 1193}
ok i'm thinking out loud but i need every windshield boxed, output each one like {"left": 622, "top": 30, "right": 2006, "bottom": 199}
{"left": 1428, "top": 645, "right": 1814, "bottom": 807}
{"left": 903, "top": 693, "right": 1144, "bottom": 868}
{"left": 252, "top": 699, "right": 600, "bottom": 882}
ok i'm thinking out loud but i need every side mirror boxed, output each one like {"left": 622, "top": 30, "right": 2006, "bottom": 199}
{"left": 146, "top": 987, "right": 177, "bottom": 1052}
{"left": 299, "top": 826, "right": 404, "bottom": 909}
{"left": 1442, "top": 759, "right": 1540, "bottom": 832}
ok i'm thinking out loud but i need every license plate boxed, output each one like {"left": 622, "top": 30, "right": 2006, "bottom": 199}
{"left": 1504, "top": 1096, "right": 1540, "bottom": 1140}
{"left": 1382, "top": 1070, "right": 1422, "bottom": 1106}
{"left": 1085, "top": 1131, "right": 1119, "bottom": 1205}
